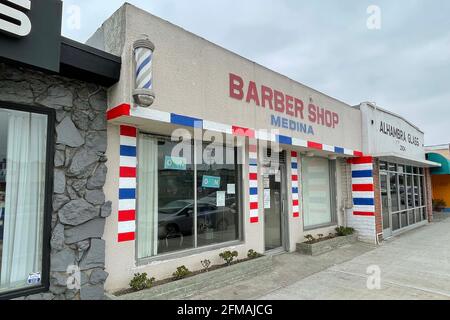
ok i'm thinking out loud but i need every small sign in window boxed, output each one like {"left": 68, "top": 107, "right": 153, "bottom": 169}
{"left": 202, "top": 176, "right": 221, "bottom": 189}
{"left": 26, "top": 272, "right": 41, "bottom": 286}
{"left": 164, "top": 156, "right": 187, "bottom": 171}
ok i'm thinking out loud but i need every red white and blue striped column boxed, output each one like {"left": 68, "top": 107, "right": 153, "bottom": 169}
{"left": 118, "top": 125, "right": 138, "bottom": 242}
{"left": 249, "top": 139, "right": 259, "bottom": 224}
{"left": 291, "top": 151, "right": 300, "bottom": 218}
{"left": 350, "top": 156, "right": 375, "bottom": 216}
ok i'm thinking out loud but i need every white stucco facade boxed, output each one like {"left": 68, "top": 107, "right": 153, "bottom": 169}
{"left": 88, "top": 4, "right": 367, "bottom": 293}
{"left": 359, "top": 102, "right": 426, "bottom": 161}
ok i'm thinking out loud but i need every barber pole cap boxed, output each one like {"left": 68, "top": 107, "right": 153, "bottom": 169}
{"left": 133, "top": 38, "right": 155, "bottom": 107}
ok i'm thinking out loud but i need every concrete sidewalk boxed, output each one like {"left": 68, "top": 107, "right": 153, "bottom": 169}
{"left": 188, "top": 218, "right": 450, "bottom": 300}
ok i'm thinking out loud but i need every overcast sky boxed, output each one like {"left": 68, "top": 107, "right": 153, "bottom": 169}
{"left": 61, "top": 0, "right": 450, "bottom": 146}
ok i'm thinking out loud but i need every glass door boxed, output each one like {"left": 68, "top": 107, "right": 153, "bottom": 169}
{"left": 262, "top": 151, "right": 288, "bottom": 252}
{"left": 264, "top": 170, "right": 282, "bottom": 250}
{"left": 380, "top": 173, "right": 392, "bottom": 238}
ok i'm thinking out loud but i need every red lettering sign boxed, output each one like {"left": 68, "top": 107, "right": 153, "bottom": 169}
{"left": 229, "top": 73, "right": 340, "bottom": 128}
{"left": 246, "top": 81, "right": 260, "bottom": 106}
{"left": 261, "top": 85, "right": 273, "bottom": 110}
{"left": 229, "top": 73, "right": 244, "bottom": 100}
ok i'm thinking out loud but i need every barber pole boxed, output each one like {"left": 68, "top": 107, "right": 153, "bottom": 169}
{"left": 135, "top": 46, "right": 153, "bottom": 90}
{"left": 133, "top": 39, "right": 155, "bottom": 107}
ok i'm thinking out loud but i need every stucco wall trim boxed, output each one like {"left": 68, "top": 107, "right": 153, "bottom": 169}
{"left": 107, "top": 103, "right": 364, "bottom": 158}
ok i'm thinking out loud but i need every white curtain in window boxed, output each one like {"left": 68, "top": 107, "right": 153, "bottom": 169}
{"left": 1, "top": 111, "right": 47, "bottom": 288}
{"left": 302, "top": 157, "right": 332, "bottom": 228}
{"left": 137, "top": 135, "right": 159, "bottom": 259}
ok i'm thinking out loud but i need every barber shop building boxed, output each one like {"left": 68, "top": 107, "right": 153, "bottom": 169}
{"left": 0, "top": 1, "right": 439, "bottom": 300}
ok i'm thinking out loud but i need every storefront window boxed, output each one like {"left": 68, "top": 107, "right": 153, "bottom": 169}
{"left": 302, "top": 157, "right": 334, "bottom": 229}
{"left": 415, "top": 208, "right": 421, "bottom": 223}
{"left": 399, "top": 174, "right": 406, "bottom": 211}
{"left": 406, "top": 175, "right": 413, "bottom": 209}
{"left": 414, "top": 175, "right": 420, "bottom": 208}
{"left": 196, "top": 143, "right": 240, "bottom": 247}
{"left": 392, "top": 213, "right": 400, "bottom": 231}
{"left": 137, "top": 135, "right": 195, "bottom": 258}
{"left": 0, "top": 107, "right": 49, "bottom": 295}
{"left": 388, "top": 163, "right": 397, "bottom": 172}
{"left": 408, "top": 210, "right": 415, "bottom": 225}
{"left": 137, "top": 134, "right": 242, "bottom": 259}
{"left": 380, "top": 162, "right": 427, "bottom": 232}
{"left": 390, "top": 173, "right": 399, "bottom": 212}
{"left": 400, "top": 212, "right": 407, "bottom": 228}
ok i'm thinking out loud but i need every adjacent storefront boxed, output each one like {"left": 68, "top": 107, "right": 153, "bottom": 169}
{"left": 0, "top": 0, "right": 120, "bottom": 300}
{"left": 426, "top": 145, "right": 450, "bottom": 212}
{"left": 356, "top": 103, "right": 439, "bottom": 241}
{"left": 379, "top": 162, "right": 428, "bottom": 236}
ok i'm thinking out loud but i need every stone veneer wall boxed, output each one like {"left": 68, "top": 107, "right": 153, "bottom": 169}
{"left": 0, "top": 63, "right": 110, "bottom": 300}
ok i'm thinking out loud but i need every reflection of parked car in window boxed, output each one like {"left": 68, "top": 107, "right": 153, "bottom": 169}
{"left": 158, "top": 199, "right": 236, "bottom": 239}
{"left": 158, "top": 200, "right": 193, "bottom": 238}
{"left": 197, "top": 202, "right": 236, "bottom": 233}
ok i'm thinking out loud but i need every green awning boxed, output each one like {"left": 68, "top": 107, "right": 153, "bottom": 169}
{"left": 427, "top": 153, "right": 450, "bottom": 175}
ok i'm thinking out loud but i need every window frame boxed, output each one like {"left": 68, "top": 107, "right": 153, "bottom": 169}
{"left": 379, "top": 161, "right": 428, "bottom": 232}
{"left": 302, "top": 157, "right": 338, "bottom": 231}
{"left": 0, "top": 102, "right": 55, "bottom": 300}
{"left": 135, "top": 131, "right": 245, "bottom": 265}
